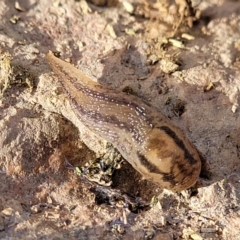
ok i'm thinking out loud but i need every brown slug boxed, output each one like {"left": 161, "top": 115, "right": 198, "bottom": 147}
{"left": 46, "top": 52, "right": 201, "bottom": 191}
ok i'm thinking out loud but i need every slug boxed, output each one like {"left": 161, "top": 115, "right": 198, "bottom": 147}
{"left": 46, "top": 52, "right": 201, "bottom": 191}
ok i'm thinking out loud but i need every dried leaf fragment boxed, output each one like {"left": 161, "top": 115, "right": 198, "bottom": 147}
{"left": 9, "top": 15, "right": 20, "bottom": 24}
{"left": 79, "top": 0, "right": 92, "bottom": 14}
{"left": 106, "top": 24, "right": 117, "bottom": 38}
{"left": 169, "top": 38, "right": 185, "bottom": 49}
{"left": 15, "top": 1, "right": 26, "bottom": 12}
{"left": 190, "top": 233, "right": 203, "bottom": 240}
{"left": 182, "top": 33, "right": 195, "bottom": 40}
{"left": 203, "top": 81, "right": 214, "bottom": 92}
{"left": 122, "top": 1, "right": 134, "bottom": 14}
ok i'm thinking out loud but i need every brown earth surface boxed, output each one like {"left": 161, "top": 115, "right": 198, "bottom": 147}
{"left": 0, "top": 0, "right": 239, "bottom": 239}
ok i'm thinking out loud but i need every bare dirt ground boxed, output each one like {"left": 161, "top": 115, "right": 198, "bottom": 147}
{"left": 0, "top": 0, "right": 239, "bottom": 239}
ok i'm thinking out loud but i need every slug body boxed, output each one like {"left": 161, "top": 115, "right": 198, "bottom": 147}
{"left": 46, "top": 52, "right": 201, "bottom": 191}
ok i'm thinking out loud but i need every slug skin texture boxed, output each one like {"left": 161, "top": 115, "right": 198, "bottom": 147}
{"left": 46, "top": 52, "right": 201, "bottom": 191}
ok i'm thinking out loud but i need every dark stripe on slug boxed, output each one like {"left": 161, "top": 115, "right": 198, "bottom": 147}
{"left": 136, "top": 152, "right": 162, "bottom": 174}
{"left": 175, "top": 162, "right": 189, "bottom": 177}
{"left": 70, "top": 96, "right": 147, "bottom": 144}
{"left": 137, "top": 151, "right": 177, "bottom": 187}
{"left": 65, "top": 76, "right": 155, "bottom": 124}
{"left": 159, "top": 126, "right": 197, "bottom": 164}
{"left": 162, "top": 164, "right": 178, "bottom": 187}
{"left": 162, "top": 173, "right": 176, "bottom": 185}
{"left": 57, "top": 73, "right": 153, "bottom": 144}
